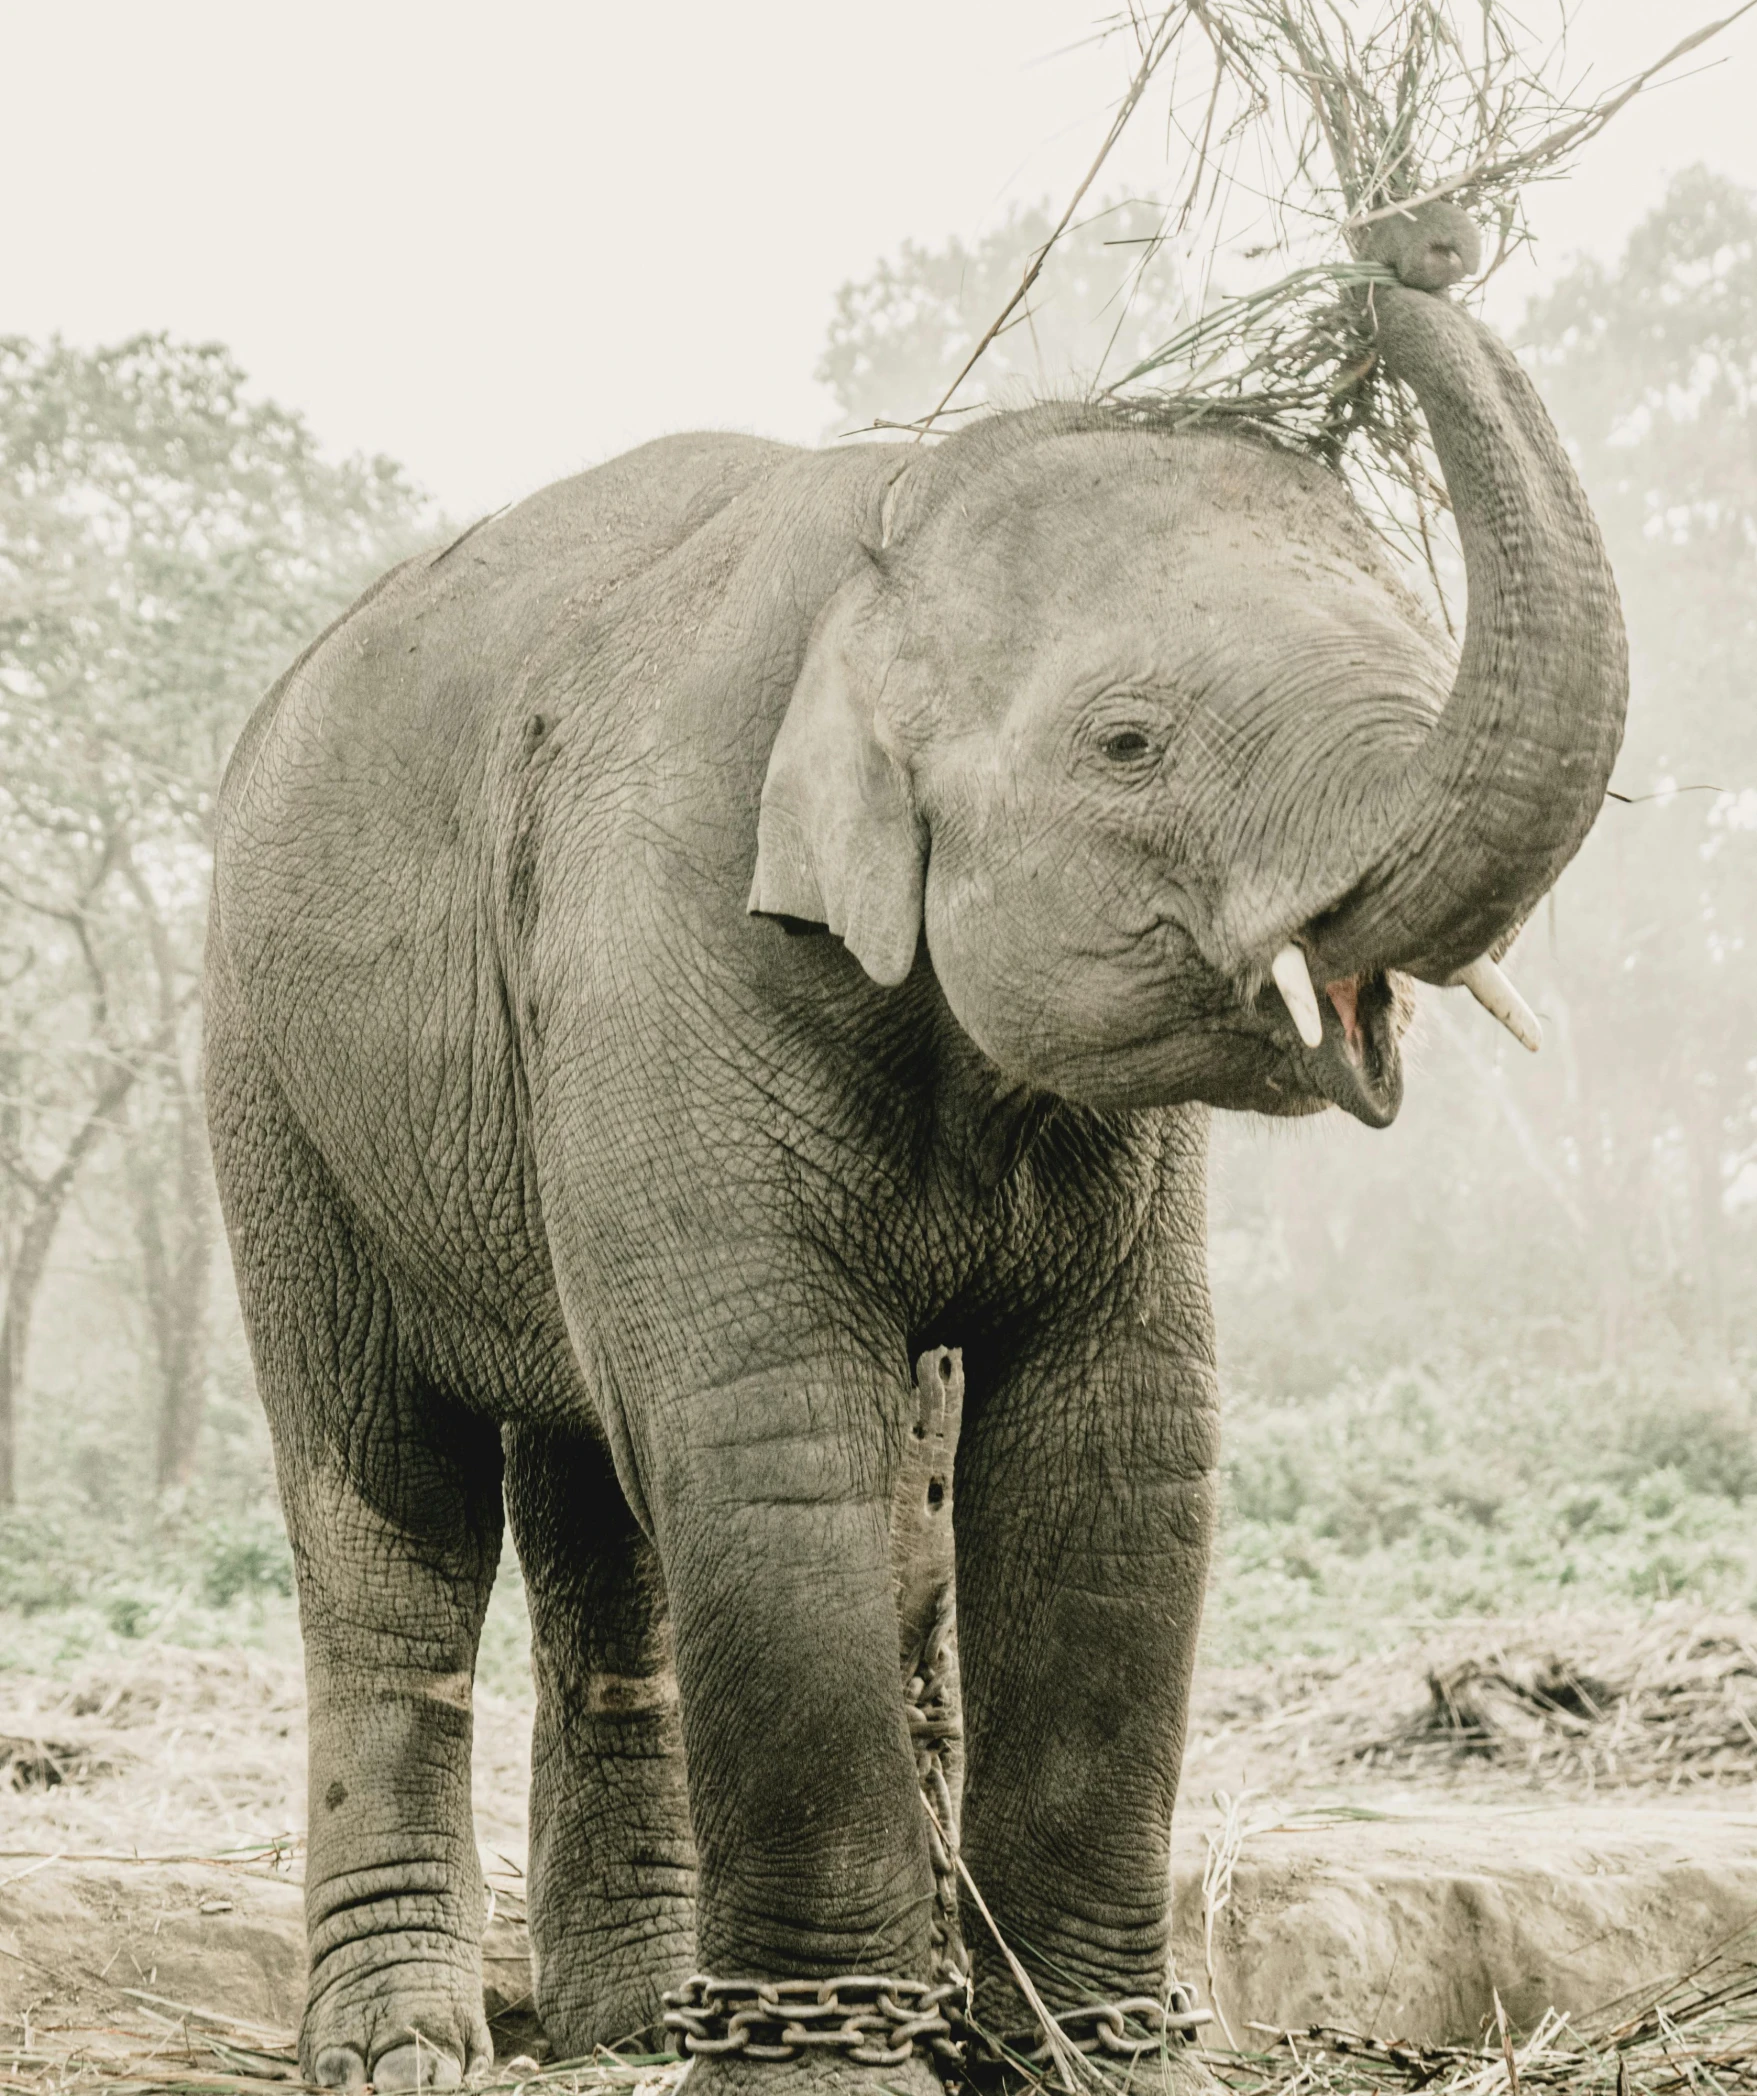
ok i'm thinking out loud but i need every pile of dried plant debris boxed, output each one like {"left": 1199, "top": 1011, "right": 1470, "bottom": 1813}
{"left": 1186, "top": 1612, "right": 1757, "bottom": 1792}
{"left": 1, "top": 1731, "right": 112, "bottom": 1793}
{"left": 1370, "top": 1616, "right": 1757, "bottom": 1787}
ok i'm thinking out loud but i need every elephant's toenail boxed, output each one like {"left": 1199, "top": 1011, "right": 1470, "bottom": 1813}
{"left": 371, "top": 2040, "right": 464, "bottom": 2090}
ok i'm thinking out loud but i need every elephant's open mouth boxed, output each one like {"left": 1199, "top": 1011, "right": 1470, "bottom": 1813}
{"left": 1017, "top": 964, "right": 1410, "bottom": 1124}
{"left": 1265, "top": 967, "right": 1405, "bottom": 1128}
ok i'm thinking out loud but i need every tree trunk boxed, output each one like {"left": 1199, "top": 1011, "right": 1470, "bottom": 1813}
{"left": 137, "top": 1070, "right": 216, "bottom": 1495}
{"left": 0, "top": 1067, "right": 135, "bottom": 1504}
{"left": 1684, "top": 1081, "right": 1729, "bottom": 1363}
{"left": 119, "top": 860, "right": 217, "bottom": 1498}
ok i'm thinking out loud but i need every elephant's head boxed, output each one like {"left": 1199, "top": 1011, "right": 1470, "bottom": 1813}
{"left": 750, "top": 204, "right": 1627, "bottom": 1128}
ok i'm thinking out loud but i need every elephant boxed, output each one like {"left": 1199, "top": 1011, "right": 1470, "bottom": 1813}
{"left": 204, "top": 200, "right": 1625, "bottom": 2092}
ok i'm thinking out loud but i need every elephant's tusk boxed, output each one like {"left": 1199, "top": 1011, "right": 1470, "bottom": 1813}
{"left": 1271, "top": 944, "right": 1324, "bottom": 1049}
{"left": 1453, "top": 954, "right": 1541, "bottom": 1053}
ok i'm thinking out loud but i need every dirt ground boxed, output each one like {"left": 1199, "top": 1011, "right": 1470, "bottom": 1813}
{"left": 2, "top": 1614, "right": 1755, "bottom": 2076}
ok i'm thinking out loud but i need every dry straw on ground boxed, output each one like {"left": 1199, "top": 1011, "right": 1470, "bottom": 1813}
{"left": 1207, "top": 1609, "right": 1757, "bottom": 1794}
{"left": 1209, "top": 1926, "right": 1757, "bottom": 2094}
{"left": 8, "top": 1948, "right": 1755, "bottom": 2095}
{"left": 1371, "top": 1615, "right": 1757, "bottom": 1787}
{"left": 1183, "top": 1611, "right": 1757, "bottom": 1792}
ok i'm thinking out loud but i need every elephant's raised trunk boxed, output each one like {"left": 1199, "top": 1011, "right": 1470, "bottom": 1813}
{"left": 1312, "top": 213, "right": 1628, "bottom": 986}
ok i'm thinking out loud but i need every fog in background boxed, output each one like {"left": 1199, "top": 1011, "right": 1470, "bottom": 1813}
{"left": 9, "top": 1, "right": 1757, "bottom": 512}
{"left": 3, "top": 3, "right": 1755, "bottom": 1669}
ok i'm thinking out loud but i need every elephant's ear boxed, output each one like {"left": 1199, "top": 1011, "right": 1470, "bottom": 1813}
{"left": 749, "top": 578, "right": 925, "bottom": 988}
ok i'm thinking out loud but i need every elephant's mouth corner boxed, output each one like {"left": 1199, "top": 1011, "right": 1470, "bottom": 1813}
{"left": 1251, "top": 965, "right": 1408, "bottom": 1128}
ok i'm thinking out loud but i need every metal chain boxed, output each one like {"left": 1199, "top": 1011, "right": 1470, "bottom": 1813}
{"left": 905, "top": 1586, "right": 967, "bottom": 1992}
{"left": 959, "top": 1989, "right": 1212, "bottom": 2071}
{"left": 661, "top": 1974, "right": 964, "bottom": 2068}
{"left": 661, "top": 1974, "right": 1211, "bottom": 2076}
{"left": 894, "top": 1346, "right": 970, "bottom": 1995}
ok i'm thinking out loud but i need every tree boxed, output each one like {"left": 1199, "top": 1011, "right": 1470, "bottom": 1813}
{"left": 0, "top": 335, "right": 435, "bottom": 1501}
{"left": 1517, "top": 167, "right": 1757, "bottom": 1360}
{"left": 818, "top": 199, "right": 1190, "bottom": 430}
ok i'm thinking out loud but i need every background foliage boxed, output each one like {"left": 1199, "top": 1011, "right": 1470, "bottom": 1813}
{"left": 0, "top": 333, "right": 436, "bottom": 1516}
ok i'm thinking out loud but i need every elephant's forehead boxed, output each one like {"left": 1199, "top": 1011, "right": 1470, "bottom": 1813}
{"left": 944, "top": 423, "right": 1367, "bottom": 546}
{"left": 906, "top": 432, "right": 1453, "bottom": 713}
{"left": 926, "top": 427, "right": 1431, "bottom": 631}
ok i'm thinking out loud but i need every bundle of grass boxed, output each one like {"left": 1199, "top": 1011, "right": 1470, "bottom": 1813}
{"left": 920, "top": 0, "right": 1753, "bottom": 594}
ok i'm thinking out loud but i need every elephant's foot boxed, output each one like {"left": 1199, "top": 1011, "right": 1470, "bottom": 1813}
{"left": 533, "top": 1961, "right": 685, "bottom": 2061}
{"left": 302, "top": 1960, "right": 493, "bottom": 2090}
{"left": 681, "top": 2053, "right": 945, "bottom": 2096}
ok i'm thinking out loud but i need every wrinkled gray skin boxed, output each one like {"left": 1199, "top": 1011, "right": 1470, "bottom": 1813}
{"left": 205, "top": 206, "right": 1625, "bottom": 2092}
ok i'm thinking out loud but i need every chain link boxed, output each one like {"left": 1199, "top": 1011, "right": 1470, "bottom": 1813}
{"left": 959, "top": 1988, "right": 1211, "bottom": 2070}
{"left": 904, "top": 1590, "right": 968, "bottom": 1994}
{"left": 662, "top": 1975, "right": 1210, "bottom": 2074}
{"left": 661, "top": 1974, "right": 964, "bottom": 2068}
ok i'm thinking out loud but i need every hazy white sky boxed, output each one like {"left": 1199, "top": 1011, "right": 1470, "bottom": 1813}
{"left": 7, "top": 2, "right": 1756, "bottom": 517}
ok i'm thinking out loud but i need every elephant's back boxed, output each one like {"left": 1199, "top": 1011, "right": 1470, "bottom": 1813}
{"left": 205, "top": 431, "right": 800, "bottom": 1313}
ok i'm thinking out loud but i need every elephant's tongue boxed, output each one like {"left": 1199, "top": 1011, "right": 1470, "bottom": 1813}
{"left": 1308, "top": 971, "right": 1402, "bottom": 1129}
{"left": 1325, "top": 975, "right": 1363, "bottom": 1058}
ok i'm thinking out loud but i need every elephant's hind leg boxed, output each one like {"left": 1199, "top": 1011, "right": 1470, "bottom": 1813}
{"left": 504, "top": 1422, "right": 697, "bottom": 2055}
{"left": 286, "top": 1408, "right": 503, "bottom": 2090}
{"left": 209, "top": 1041, "right": 503, "bottom": 2089}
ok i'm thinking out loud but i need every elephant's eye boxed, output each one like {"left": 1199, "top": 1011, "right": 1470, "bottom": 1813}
{"left": 1100, "top": 728, "right": 1153, "bottom": 763}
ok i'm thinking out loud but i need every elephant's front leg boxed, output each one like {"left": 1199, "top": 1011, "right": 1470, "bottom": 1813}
{"left": 954, "top": 1293, "right": 1220, "bottom": 2058}
{"left": 641, "top": 1355, "right": 943, "bottom": 2096}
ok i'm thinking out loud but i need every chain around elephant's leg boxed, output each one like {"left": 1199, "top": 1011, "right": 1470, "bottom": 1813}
{"left": 635, "top": 1353, "right": 944, "bottom": 2096}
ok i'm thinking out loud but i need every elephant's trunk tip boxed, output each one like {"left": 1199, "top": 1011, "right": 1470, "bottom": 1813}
{"left": 1357, "top": 198, "right": 1483, "bottom": 293}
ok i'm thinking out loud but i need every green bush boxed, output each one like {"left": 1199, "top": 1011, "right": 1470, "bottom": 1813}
{"left": 0, "top": 1487, "right": 302, "bottom": 1670}
{"left": 1206, "top": 1359, "right": 1757, "bottom": 1662}
{"left": 106, "top": 1595, "right": 153, "bottom": 1639}
{"left": 201, "top": 1519, "right": 295, "bottom": 1607}
{"left": 0, "top": 1504, "right": 85, "bottom": 1616}
{"left": 1613, "top": 1391, "right": 1757, "bottom": 1501}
